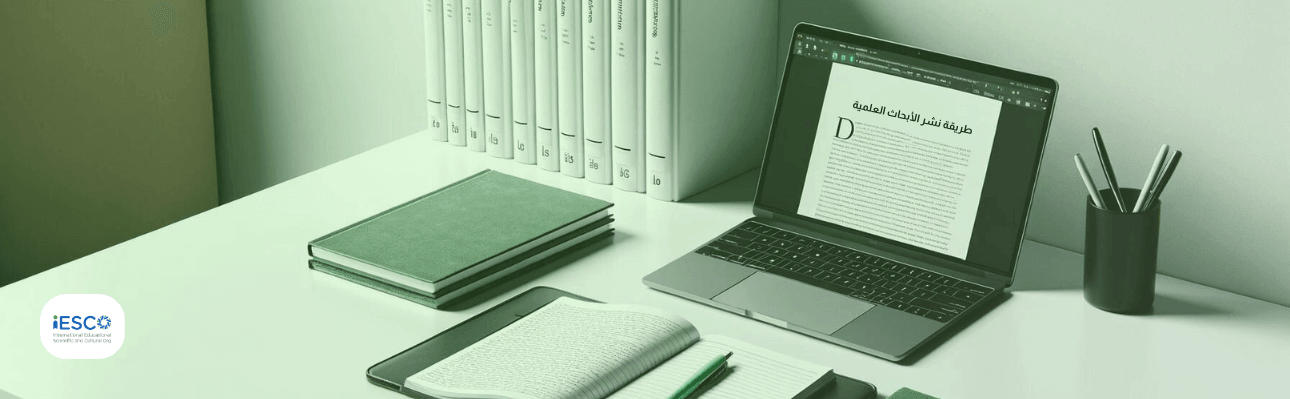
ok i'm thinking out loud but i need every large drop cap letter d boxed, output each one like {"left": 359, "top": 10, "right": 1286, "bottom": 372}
{"left": 835, "top": 117, "right": 854, "bottom": 140}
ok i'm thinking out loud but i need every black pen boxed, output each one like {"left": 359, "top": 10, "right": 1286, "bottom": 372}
{"left": 1091, "top": 128, "right": 1128, "bottom": 212}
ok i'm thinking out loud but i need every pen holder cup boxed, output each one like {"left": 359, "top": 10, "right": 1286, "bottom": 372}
{"left": 1084, "top": 188, "right": 1159, "bottom": 314}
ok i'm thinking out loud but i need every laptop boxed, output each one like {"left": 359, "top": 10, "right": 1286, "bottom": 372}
{"left": 644, "top": 23, "right": 1057, "bottom": 362}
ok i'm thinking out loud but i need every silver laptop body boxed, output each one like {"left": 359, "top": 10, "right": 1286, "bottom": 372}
{"left": 645, "top": 23, "right": 1058, "bottom": 362}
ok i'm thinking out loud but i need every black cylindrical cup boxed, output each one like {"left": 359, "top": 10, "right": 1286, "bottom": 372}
{"left": 1084, "top": 188, "right": 1159, "bottom": 314}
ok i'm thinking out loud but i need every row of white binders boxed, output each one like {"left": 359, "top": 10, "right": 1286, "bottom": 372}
{"left": 423, "top": 0, "right": 778, "bottom": 201}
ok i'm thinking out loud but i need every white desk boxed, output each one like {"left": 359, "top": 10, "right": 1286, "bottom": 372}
{"left": 2, "top": 131, "right": 1287, "bottom": 398}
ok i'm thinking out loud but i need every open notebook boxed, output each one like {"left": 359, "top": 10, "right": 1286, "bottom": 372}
{"left": 406, "top": 297, "right": 835, "bottom": 399}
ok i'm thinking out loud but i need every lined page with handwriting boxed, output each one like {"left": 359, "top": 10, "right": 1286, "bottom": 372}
{"left": 406, "top": 297, "right": 700, "bottom": 399}
{"left": 607, "top": 335, "right": 834, "bottom": 399}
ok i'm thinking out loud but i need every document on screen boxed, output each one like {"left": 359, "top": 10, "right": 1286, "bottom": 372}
{"left": 798, "top": 63, "right": 1002, "bottom": 259}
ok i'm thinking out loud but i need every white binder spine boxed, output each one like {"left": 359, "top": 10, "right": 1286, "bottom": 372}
{"left": 425, "top": 0, "right": 448, "bottom": 142}
{"left": 444, "top": 0, "right": 467, "bottom": 146}
{"left": 610, "top": 0, "right": 645, "bottom": 192}
{"left": 557, "top": 0, "right": 584, "bottom": 178}
{"left": 643, "top": 0, "right": 674, "bottom": 199}
{"left": 499, "top": 0, "right": 514, "bottom": 158}
{"left": 581, "top": 0, "right": 612, "bottom": 184}
{"left": 483, "top": 0, "right": 510, "bottom": 158}
{"left": 534, "top": 0, "right": 561, "bottom": 171}
{"left": 463, "top": 0, "right": 486, "bottom": 152}
{"left": 511, "top": 0, "right": 536, "bottom": 164}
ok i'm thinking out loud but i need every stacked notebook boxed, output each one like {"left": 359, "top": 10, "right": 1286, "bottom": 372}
{"left": 307, "top": 170, "right": 613, "bottom": 308}
{"left": 422, "top": 0, "right": 778, "bottom": 201}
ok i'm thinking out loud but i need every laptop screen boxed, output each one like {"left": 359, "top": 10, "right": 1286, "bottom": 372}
{"left": 755, "top": 25, "right": 1056, "bottom": 276}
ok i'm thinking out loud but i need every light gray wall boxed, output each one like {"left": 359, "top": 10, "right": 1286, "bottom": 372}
{"left": 780, "top": 1, "right": 1290, "bottom": 306}
{"left": 208, "top": 0, "right": 427, "bottom": 203}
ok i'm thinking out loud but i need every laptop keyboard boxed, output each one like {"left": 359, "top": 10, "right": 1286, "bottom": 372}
{"left": 695, "top": 221, "right": 993, "bottom": 323}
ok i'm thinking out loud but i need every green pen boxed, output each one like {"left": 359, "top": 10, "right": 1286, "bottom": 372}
{"left": 669, "top": 352, "right": 733, "bottom": 399}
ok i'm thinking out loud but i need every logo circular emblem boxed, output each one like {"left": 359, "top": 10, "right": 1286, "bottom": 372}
{"left": 98, "top": 315, "right": 111, "bottom": 330}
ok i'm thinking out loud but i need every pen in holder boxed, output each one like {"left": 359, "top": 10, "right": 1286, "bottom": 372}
{"left": 1084, "top": 188, "right": 1159, "bottom": 314}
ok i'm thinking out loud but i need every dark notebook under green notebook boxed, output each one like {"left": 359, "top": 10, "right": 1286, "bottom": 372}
{"left": 307, "top": 170, "right": 613, "bottom": 308}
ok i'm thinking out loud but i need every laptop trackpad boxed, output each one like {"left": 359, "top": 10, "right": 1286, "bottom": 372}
{"left": 713, "top": 272, "right": 873, "bottom": 334}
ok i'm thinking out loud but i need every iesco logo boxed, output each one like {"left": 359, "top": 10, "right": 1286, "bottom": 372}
{"left": 51, "top": 314, "right": 112, "bottom": 330}
{"left": 40, "top": 294, "right": 125, "bottom": 359}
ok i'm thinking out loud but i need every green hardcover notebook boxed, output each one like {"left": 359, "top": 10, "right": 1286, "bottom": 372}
{"left": 308, "top": 170, "right": 612, "bottom": 295}
{"left": 310, "top": 217, "right": 615, "bottom": 308}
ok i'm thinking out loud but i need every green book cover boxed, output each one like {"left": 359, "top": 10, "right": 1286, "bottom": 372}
{"left": 308, "top": 219, "right": 614, "bottom": 309}
{"left": 308, "top": 170, "right": 612, "bottom": 291}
